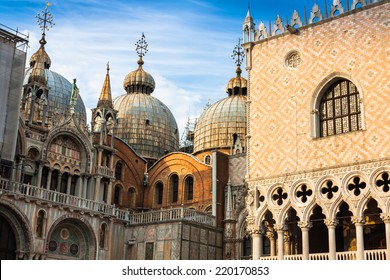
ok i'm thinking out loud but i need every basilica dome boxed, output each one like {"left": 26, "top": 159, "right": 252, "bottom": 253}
{"left": 193, "top": 65, "right": 247, "bottom": 154}
{"left": 113, "top": 39, "right": 179, "bottom": 160}
{"left": 22, "top": 39, "right": 87, "bottom": 125}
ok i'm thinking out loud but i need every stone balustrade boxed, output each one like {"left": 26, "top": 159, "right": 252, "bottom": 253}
{"left": 0, "top": 177, "right": 215, "bottom": 226}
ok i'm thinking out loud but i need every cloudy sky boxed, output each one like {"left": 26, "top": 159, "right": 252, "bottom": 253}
{"left": 1, "top": 0, "right": 322, "bottom": 142}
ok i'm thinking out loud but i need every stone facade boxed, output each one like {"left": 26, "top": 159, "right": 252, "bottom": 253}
{"left": 243, "top": 1, "right": 390, "bottom": 260}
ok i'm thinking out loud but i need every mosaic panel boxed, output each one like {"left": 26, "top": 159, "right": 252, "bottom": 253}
{"left": 170, "top": 240, "right": 180, "bottom": 260}
{"left": 145, "top": 226, "right": 156, "bottom": 241}
{"left": 157, "top": 225, "right": 165, "bottom": 240}
{"left": 200, "top": 244, "right": 208, "bottom": 259}
{"left": 200, "top": 229, "right": 208, "bottom": 245}
{"left": 181, "top": 240, "right": 189, "bottom": 260}
{"left": 189, "top": 242, "right": 199, "bottom": 260}
{"left": 155, "top": 241, "right": 164, "bottom": 260}
{"left": 190, "top": 227, "right": 200, "bottom": 242}
{"left": 164, "top": 241, "right": 171, "bottom": 260}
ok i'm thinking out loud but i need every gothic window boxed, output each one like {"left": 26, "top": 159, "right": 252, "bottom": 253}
{"left": 185, "top": 176, "right": 194, "bottom": 201}
{"left": 115, "top": 162, "right": 122, "bottom": 180}
{"left": 155, "top": 182, "right": 163, "bottom": 205}
{"left": 319, "top": 79, "right": 361, "bottom": 137}
{"left": 170, "top": 174, "right": 179, "bottom": 203}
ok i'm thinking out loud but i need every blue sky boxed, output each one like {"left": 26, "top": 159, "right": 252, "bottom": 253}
{"left": 1, "top": 0, "right": 322, "bottom": 139}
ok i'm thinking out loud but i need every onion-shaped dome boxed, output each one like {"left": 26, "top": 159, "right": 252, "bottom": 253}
{"left": 23, "top": 67, "right": 87, "bottom": 125}
{"left": 114, "top": 42, "right": 179, "bottom": 160}
{"left": 193, "top": 65, "right": 247, "bottom": 154}
{"left": 123, "top": 58, "right": 155, "bottom": 94}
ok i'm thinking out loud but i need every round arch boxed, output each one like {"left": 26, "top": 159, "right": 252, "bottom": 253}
{"left": 45, "top": 215, "right": 97, "bottom": 260}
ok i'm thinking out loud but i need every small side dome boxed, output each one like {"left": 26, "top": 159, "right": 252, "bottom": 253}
{"left": 123, "top": 57, "right": 155, "bottom": 94}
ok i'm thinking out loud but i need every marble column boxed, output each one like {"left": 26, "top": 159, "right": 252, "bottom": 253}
{"left": 46, "top": 169, "right": 52, "bottom": 189}
{"left": 352, "top": 216, "right": 365, "bottom": 260}
{"left": 94, "top": 176, "right": 101, "bottom": 201}
{"left": 267, "top": 230, "right": 276, "bottom": 257}
{"left": 275, "top": 224, "right": 285, "bottom": 260}
{"left": 252, "top": 229, "right": 263, "bottom": 260}
{"left": 298, "top": 221, "right": 312, "bottom": 260}
{"left": 380, "top": 213, "right": 390, "bottom": 260}
{"left": 36, "top": 164, "right": 43, "bottom": 188}
{"left": 66, "top": 174, "right": 72, "bottom": 195}
{"left": 325, "top": 219, "right": 338, "bottom": 260}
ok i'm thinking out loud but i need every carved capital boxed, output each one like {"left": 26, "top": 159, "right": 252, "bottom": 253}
{"left": 351, "top": 216, "right": 365, "bottom": 225}
{"left": 324, "top": 219, "right": 339, "bottom": 227}
{"left": 380, "top": 213, "right": 390, "bottom": 223}
{"left": 274, "top": 224, "right": 286, "bottom": 232}
{"left": 298, "top": 221, "right": 312, "bottom": 229}
{"left": 266, "top": 231, "right": 275, "bottom": 240}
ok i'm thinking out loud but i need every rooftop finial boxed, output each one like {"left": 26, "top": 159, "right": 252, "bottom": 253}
{"left": 35, "top": 3, "right": 55, "bottom": 46}
{"left": 232, "top": 38, "right": 245, "bottom": 67}
{"left": 107, "top": 61, "right": 110, "bottom": 73}
{"left": 135, "top": 33, "right": 148, "bottom": 67}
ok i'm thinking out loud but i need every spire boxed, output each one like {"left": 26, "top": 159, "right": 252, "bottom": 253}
{"left": 35, "top": 3, "right": 55, "bottom": 47}
{"left": 97, "top": 62, "right": 113, "bottom": 108}
{"left": 242, "top": 5, "right": 255, "bottom": 43}
{"left": 123, "top": 33, "right": 155, "bottom": 94}
{"left": 226, "top": 39, "right": 247, "bottom": 96}
{"left": 28, "top": 3, "right": 55, "bottom": 83}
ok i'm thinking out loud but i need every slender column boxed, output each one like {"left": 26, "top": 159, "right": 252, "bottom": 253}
{"left": 56, "top": 173, "right": 62, "bottom": 192}
{"left": 106, "top": 179, "right": 114, "bottom": 205}
{"left": 42, "top": 103, "right": 48, "bottom": 127}
{"left": 380, "top": 214, "right": 390, "bottom": 260}
{"left": 46, "top": 169, "right": 52, "bottom": 189}
{"left": 352, "top": 216, "right": 365, "bottom": 260}
{"left": 267, "top": 230, "right": 276, "bottom": 257}
{"left": 275, "top": 224, "right": 285, "bottom": 260}
{"left": 252, "top": 229, "right": 263, "bottom": 260}
{"left": 82, "top": 176, "right": 88, "bottom": 199}
{"left": 16, "top": 157, "right": 24, "bottom": 182}
{"left": 299, "top": 221, "right": 312, "bottom": 260}
{"left": 284, "top": 233, "right": 291, "bottom": 256}
{"left": 36, "top": 164, "right": 43, "bottom": 188}
{"left": 97, "top": 149, "right": 103, "bottom": 168}
{"left": 29, "top": 95, "right": 36, "bottom": 123}
{"left": 75, "top": 176, "right": 82, "bottom": 197}
{"left": 325, "top": 219, "right": 338, "bottom": 260}
{"left": 94, "top": 176, "right": 101, "bottom": 201}
{"left": 66, "top": 174, "right": 72, "bottom": 194}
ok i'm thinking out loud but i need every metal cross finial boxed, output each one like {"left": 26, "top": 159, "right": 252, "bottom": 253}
{"left": 135, "top": 33, "right": 148, "bottom": 57}
{"left": 35, "top": 3, "right": 55, "bottom": 35}
{"left": 231, "top": 38, "right": 244, "bottom": 66}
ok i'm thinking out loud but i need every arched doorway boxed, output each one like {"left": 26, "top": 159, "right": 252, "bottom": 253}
{"left": 0, "top": 215, "right": 17, "bottom": 259}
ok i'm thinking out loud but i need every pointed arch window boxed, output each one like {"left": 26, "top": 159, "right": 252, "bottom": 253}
{"left": 317, "top": 79, "right": 362, "bottom": 137}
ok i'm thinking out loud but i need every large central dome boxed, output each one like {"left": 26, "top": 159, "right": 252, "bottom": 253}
{"left": 113, "top": 35, "right": 179, "bottom": 160}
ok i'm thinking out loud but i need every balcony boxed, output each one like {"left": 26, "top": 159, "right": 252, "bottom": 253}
{"left": 260, "top": 250, "right": 387, "bottom": 260}
{"left": 95, "top": 166, "right": 114, "bottom": 177}
{"left": 0, "top": 178, "right": 215, "bottom": 226}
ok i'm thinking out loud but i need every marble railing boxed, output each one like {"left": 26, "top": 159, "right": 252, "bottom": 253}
{"left": 260, "top": 249, "right": 387, "bottom": 260}
{"left": 0, "top": 178, "right": 215, "bottom": 226}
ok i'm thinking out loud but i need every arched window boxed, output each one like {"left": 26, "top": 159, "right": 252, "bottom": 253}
{"left": 155, "top": 182, "right": 163, "bottom": 205}
{"left": 185, "top": 176, "right": 194, "bottom": 201}
{"left": 205, "top": 155, "right": 211, "bottom": 165}
{"left": 114, "top": 185, "right": 121, "bottom": 205}
{"left": 36, "top": 210, "right": 46, "bottom": 238}
{"left": 99, "top": 223, "right": 107, "bottom": 249}
{"left": 170, "top": 174, "right": 179, "bottom": 203}
{"left": 128, "top": 188, "right": 136, "bottom": 209}
{"left": 115, "top": 162, "right": 122, "bottom": 180}
{"left": 319, "top": 79, "right": 362, "bottom": 137}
